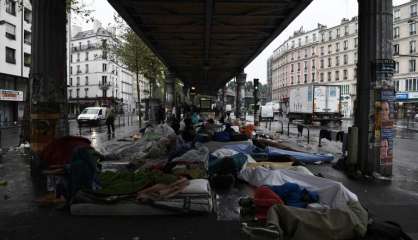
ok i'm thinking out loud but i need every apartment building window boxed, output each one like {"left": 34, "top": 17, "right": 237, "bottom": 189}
{"left": 320, "top": 46, "right": 324, "bottom": 55}
{"left": 77, "top": 53, "right": 80, "bottom": 62}
{"left": 354, "top": 52, "right": 358, "bottom": 63}
{"left": 24, "top": 31, "right": 31, "bottom": 45}
{"left": 102, "top": 76, "right": 107, "bottom": 84}
{"left": 291, "top": 53, "right": 294, "bottom": 60}
{"left": 70, "top": 67, "right": 73, "bottom": 75}
{"left": 328, "top": 57, "right": 332, "bottom": 67}
{"left": 343, "top": 69, "right": 348, "bottom": 80}
{"left": 69, "top": 78, "right": 73, "bottom": 86}
{"left": 304, "top": 61, "right": 307, "bottom": 71}
{"left": 312, "top": 59, "right": 315, "bottom": 69}
{"left": 297, "top": 62, "right": 300, "bottom": 71}
{"left": 24, "top": 53, "right": 31, "bottom": 67}
{"left": 291, "top": 64, "right": 294, "bottom": 72}
{"left": 406, "top": 79, "right": 417, "bottom": 91}
{"left": 320, "top": 73, "right": 324, "bottom": 82}
{"left": 320, "top": 59, "right": 324, "bottom": 68}
{"left": 395, "top": 61, "right": 399, "bottom": 73}
{"left": 328, "top": 72, "right": 332, "bottom": 82}
{"left": 328, "top": 45, "right": 332, "bottom": 54}
{"left": 85, "top": 52, "right": 89, "bottom": 61}
{"left": 85, "top": 76, "right": 89, "bottom": 86}
{"left": 410, "top": 23, "right": 416, "bottom": 35}
{"left": 305, "top": 36, "right": 309, "bottom": 44}
{"left": 336, "top": 28, "right": 340, "bottom": 38}
{"left": 76, "top": 77, "right": 80, "bottom": 86}
{"left": 311, "top": 47, "right": 315, "bottom": 56}
{"left": 354, "top": 38, "right": 358, "bottom": 48}
{"left": 85, "top": 88, "right": 89, "bottom": 98}
{"left": 291, "top": 76, "right": 294, "bottom": 84}
{"left": 394, "top": 27, "right": 400, "bottom": 39}
{"left": 291, "top": 40, "right": 295, "bottom": 48}
{"left": 321, "top": 33, "right": 325, "bottom": 42}
{"left": 313, "top": 33, "right": 317, "bottom": 42}
{"left": 304, "top": 74, "right": 308, "bottom": 83}
{"left": 5, "top": 47, "right": 16, "bottom": 64}
{"left": 409, "top": 59, "right": 416, "bottom": 72}
{"left": 297, "top": 50, "right": 300, "bottom": 59}
{"left": 354, "top": 68, "right": 357, "bottom": 79}
{"left": 410, "top": 40, "right": 416, "bottom": 53}
{"left": 103, "top": 63, "right": 107, "bottom": 72}
{"left": 336, "top": 56, "right": 340, "bottom": 66}
{"left": 24, "top": 8, "right": 32, "bottom": 23}
{"left": 85, "top": 64, "right": 89, "bottom": 73}
{"left": 336, "top": 42, "right": 340, "bottom": 52}
{"left": 394, "top": 44, "right": 400, "bottom": 55}
{"left": 5, "top": 23, "right": 16, "bottom": 40}
{"left": 297, "top": 75, "right": 300, "bottom": 84}
{"left": 77, "top": 65, "right": 81, "bottom": 74}
{"left": 304, "top": 49, "right": 308, "bottom": 58}
{"left": 411, "top": 4, "right": 417, "bottom": 17}
{"left": 344, "top": 40, "right": 348, "bottom": 50}
{"left": 344, "top": 25, "right": 349, "bottom": 36}
{"left": 69, "top": 89, "right": 72, "bottom": 98}
{"left": 76, "top": 89, "right": 80, "bottom": 98}
{"left": 298, "top": 38, "right": 301, "bottom": 47}
{"left": 6, "top": 0, "right": 16, "bottom": 16}
{"left": 394, "top": 9, "right": 400, "bottom": 20}
{"left": 312, "top": 73, "right": 315, "bottom": 82}
{"left": 395, "top": 80, "right": 400, "bottom": 92}
{"left": 344, "top": 54, "right": 348, "bottom": 65}
{"left": 335, "top": 71, "right": 340, "bottom": 81}
{"left": 328, "top": 31, "right": 332, "bottom": 41}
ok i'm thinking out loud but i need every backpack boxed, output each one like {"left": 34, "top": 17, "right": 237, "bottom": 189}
{"left": 364, "top": 221, "right": 413, "bottom": 240}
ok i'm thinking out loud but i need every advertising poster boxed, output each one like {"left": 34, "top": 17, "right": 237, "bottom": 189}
{"left": 378, "top": 90, "right": 395, "bottom": 175}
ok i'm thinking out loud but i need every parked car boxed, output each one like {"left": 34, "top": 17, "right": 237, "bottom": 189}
{"left": 77, "top": 107, "right": 108, "bottom": 125}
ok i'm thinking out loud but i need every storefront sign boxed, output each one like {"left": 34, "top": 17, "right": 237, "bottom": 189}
{"left": 0, "top": 89, "right": 24, "bottom": 101}
{"left": 396, "top": 93, "right": 408, "bottom": 100}
{"left": 408, "top": 92, "right": 418, "bottom": 99}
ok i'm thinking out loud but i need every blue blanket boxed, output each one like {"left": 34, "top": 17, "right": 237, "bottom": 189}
{"left": 224, "top": 144, "right": 334, "bottom": 163}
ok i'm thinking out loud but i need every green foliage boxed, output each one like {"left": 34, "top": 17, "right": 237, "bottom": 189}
{"left": 66, "top": 0, "right": 95, "bottom": 23}
{"left": 112, "top": 15, "right": 166, "bottom": 98}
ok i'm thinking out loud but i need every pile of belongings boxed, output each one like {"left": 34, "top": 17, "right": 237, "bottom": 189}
{"left": 212, "top": 123, "right": 249, "bottom": 142}
{"left": 37, "top": 133, "right": 214, "bottom": 215}
{"left": 238, "top": 167, "right": 369, "bottom": 240}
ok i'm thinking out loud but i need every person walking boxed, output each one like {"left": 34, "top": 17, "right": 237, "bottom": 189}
{"left": 106, "top": 108, "right": 115, "bottom": 136}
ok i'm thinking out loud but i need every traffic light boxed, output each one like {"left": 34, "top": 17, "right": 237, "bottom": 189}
{"left": 253, "top": 78, "right": 259, "bottom": 91}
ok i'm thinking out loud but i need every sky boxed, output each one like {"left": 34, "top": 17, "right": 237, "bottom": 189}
{"left": 73, "top": 0, "right": 409, "bottom": 84}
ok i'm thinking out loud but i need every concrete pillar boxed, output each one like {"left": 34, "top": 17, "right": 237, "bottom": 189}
{"left": 235, "top": 72, "right": 246, "bottom": 119}
{"left": 30, "top": 0, "right": 68, "bottom": 154}
{"left": 355, "top": 0, "right": 394, "bottom": 177}
{"left": 165, "top": 71, "right": 175, "bottom": 117}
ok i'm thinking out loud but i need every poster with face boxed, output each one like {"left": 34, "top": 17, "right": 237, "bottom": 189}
{"left": 378, "top": 90, "right": 395, "bottom": 173}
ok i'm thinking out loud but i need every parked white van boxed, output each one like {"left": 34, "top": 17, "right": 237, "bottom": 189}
{"left": 77, "top": 107, "right": 108, "bottom": 125}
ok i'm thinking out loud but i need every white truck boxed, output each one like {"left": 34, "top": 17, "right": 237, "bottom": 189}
{"left": 288, "top": 85, "right": 342, "bottom": 124}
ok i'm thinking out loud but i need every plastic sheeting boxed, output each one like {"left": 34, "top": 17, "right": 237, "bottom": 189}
{"left": 239, "top": 167, "right": 358, "bottom": 209}
{"left": 171, "top": 146, "right": 209, "bottom": 165}
{"left": 224, "top": 144, "right": 334, "bottom": 163}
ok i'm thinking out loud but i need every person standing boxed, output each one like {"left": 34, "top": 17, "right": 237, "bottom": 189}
{"left": 106, "top": 108, "right": 115, "bottom": 136}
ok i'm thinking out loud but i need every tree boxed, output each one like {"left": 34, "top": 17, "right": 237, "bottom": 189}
{"left": 111, "top": 15, "right": 166, "bottom": 128}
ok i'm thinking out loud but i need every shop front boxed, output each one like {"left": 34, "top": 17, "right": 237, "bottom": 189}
{"left": 0, "top": 89, "right": 25, "bottom": 125}
{"left": 395, "top": 92, "right": 418, "bottom": 118}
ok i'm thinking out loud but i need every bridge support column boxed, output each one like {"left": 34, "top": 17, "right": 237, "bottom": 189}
{"left": 30, "top": 0, "right": 68, "bottom": 154}
{"left": 235, "top": 72, "right": 246, "bottom": 120}
{"left": 355, "top": 0, "right": 394, "bottom": 177}
{"left": 165, "top": 71, "right": 176, "bottom": 117}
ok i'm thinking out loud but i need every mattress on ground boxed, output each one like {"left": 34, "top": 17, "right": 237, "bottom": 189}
{"left": 71, "top": 179, "right": 213, "bottom": 216}
{"left": 224, "top": 144, "right": 334, "bottom": 163}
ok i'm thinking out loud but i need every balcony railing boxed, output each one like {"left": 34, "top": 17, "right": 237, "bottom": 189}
{"left": 72, "top": 44, "right": 100, "bottom": 52}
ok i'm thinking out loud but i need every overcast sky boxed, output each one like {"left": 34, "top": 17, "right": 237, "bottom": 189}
{"left": 73, "top": 0, "right": 409, "bottom": 84}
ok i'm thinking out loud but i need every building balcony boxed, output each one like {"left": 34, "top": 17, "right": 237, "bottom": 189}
{"left": 72, "top": 44, "right": 100, "bottom": 52}
{"left": 99, "top": 82, "right": 111, "bottom": 90}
